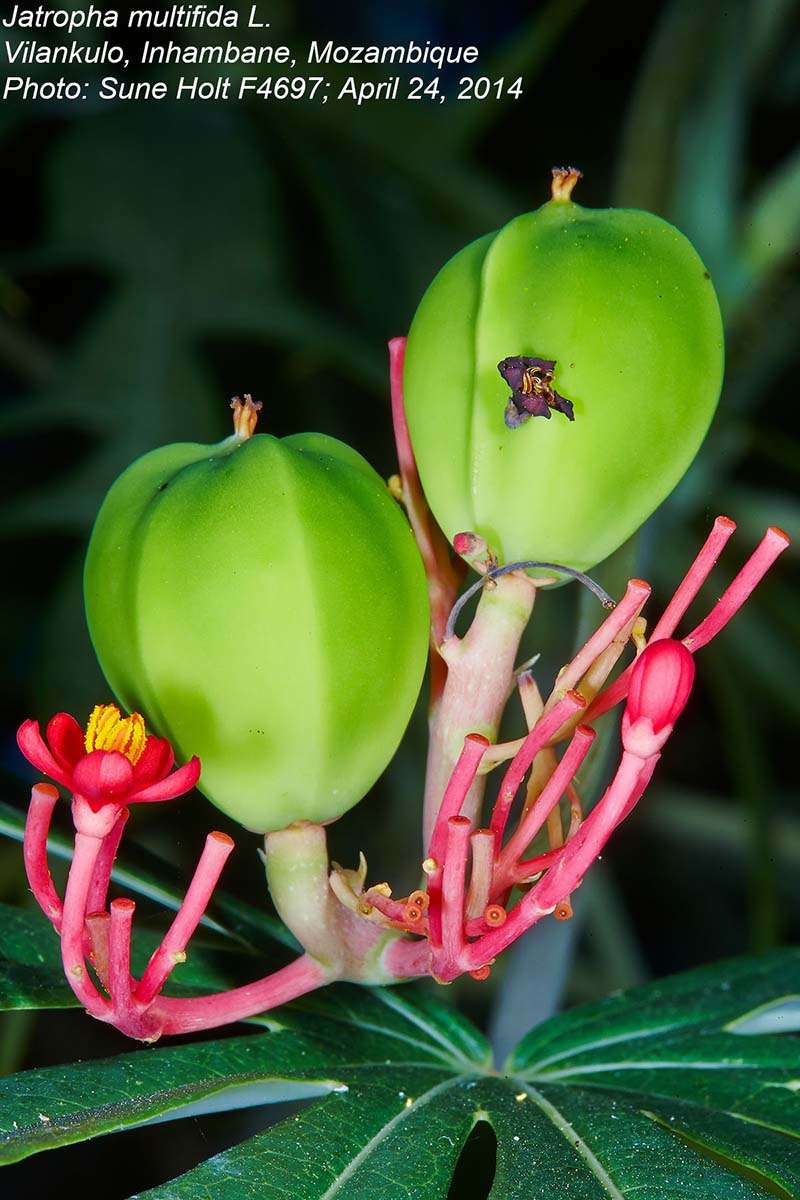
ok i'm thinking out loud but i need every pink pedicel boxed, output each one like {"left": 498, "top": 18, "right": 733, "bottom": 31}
{"left": 23, "top": 783, "right": 62, "bottom": 927}
{"left": 489, "top": 690, "right": 587, "bottom": 843}
{"left": 587, "top": 522, "right": 791, "bottom": 722}
{"left": 388, "top": 336, "right": 463, "bottom": 703}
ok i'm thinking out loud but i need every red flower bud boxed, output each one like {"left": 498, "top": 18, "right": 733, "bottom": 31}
{"left": 17, "top": 704, "right": 200, "bottom": 813}
{"left": 622, "top": 639, "right": 695, "bottom": 758}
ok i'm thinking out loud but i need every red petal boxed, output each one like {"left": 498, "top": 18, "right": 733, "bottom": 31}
{"left": 72, "top": 750, "right": 134, "bottom": 804}
{"left": 626, "top": 640, "right": 695, "bottom": 733}
{"left": 132, "top": 736, "right": 174, "bottom": 788}
{"left": 46, "top": 713, "right": 85, "bottom": 772}
{"left": 131, "top": 756, "right": 201, "bottom": 804}
{"left": 17, "top": 720, "right": 73, "bottom": 789}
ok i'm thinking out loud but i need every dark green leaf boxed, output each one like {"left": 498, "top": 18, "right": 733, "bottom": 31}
{"left": 3, "top": 948, "right": 799, "bottom": 1198}
{"left": 0, "top": 982, "right": 489, "bottom": 1173}
{"left": 134, "top": 1070, "right": 479, "bottom": 1200}
{"left": 0, "top": 904, "right": 76, "bottom": 1010}
{"left": 509, "top": 949, "right": 800, "bottom": 1197}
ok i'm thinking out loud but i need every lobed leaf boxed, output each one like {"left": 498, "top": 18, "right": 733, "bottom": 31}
{"left": 2, "top": 945, "right": 799, "bottom": 1197}
{"left": 0, "top": 982, "right": 490, "bottom": 1169}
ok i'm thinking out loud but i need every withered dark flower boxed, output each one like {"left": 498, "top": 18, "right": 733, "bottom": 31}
{"left": 498, "top": 356, "right": 575, "bottom": 427}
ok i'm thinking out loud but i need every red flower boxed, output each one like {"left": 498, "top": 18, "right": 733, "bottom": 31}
{"left": 18, "top": 704, "right": 200, "bottom": 810}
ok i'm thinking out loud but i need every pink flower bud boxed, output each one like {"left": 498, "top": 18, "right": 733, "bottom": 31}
{"left": 622, "top": 639, "right": 695, "bottom": 758}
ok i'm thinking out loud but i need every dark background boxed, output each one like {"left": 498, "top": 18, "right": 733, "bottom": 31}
{"left": 1, "top": 0, "right": 798, "bottom": 1194}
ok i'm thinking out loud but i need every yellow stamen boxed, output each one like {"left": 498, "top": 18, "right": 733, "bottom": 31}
{"left": 85, "top": 704, "right": 147, "bottom": 765}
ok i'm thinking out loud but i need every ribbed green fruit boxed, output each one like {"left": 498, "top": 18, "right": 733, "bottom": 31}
{"left": 84, "top": 424, "right": 429, "bottom": 833}
{"left": 403, "top": 175, "right": 724, "bottom": 571}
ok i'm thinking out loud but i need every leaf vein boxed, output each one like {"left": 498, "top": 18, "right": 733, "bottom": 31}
{"left": 520, "top": 1083, "right": 626, "bottom": 1200}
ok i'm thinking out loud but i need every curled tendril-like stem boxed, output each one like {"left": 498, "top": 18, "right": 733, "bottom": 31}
{"left": 444, "top": 560, "right": 615, "bottom": 641}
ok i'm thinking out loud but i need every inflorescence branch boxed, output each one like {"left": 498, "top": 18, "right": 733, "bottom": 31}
{"left": 376, "top": 513, "right": 786, "bottom": 985}
{"left": 14, "top": 342, "right": 791, "bottom": 1040}
{"left": 18, "top": 708, "right": 329, "bottom": 1041}
{"left": 388, "top": 337, "right": 465, "bottom": 707}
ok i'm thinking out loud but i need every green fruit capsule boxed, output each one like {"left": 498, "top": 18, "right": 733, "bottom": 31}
{"left": 84, "top": 399, "right": 429, "bottom": 833}
{"left": 403, "top": 169, "right": 724, "bottom": 572}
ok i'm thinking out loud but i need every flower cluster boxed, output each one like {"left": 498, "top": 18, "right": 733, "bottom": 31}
{"left": 17, "top": 517, "right": 788, "bottom": 1037}
{"left": 15, "top": 327, "right": 791, "bottom": 1040}
{"left": 18, "top": 705, "right": 325, "bottom": 1041}
{"left": 336, "top": 519, "right": 788, "bottom": 985}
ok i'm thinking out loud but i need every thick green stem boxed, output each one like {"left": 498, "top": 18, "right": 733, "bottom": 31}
{"left": 263, "top": 821, "right": 408, "bottom": 983}
{"left": 263, "top": 822, "right": 342, "bottom": 969}
{"left": 422, "top": 572, "right": 537, "bottom": 849}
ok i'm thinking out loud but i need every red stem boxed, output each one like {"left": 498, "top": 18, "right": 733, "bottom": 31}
{"left": 588, "top": 522, "right": 789, "bottom": 721}
{"left": 490, "top": 691, "right": 586, "bottom": 842}
{"left": 513, "top": 844, "right": 565, "bottom": 880}
{"left": 467, "top": 750, "right": 652, "bottom": 969}
{"left": 86, "top": 809, "right": 129, "bottom": 915}
{"left": 155, "top": 954, "right": 330, "bottom": 1036}
{"left": 534, "top": 751, "right": 655, "bottom": 909}
{"left": 426, "top": 734, "right": 488, "bottom": 945}
{"left": 440, "top": 817, "right": 471, "bottom": 974}
{"left": 495, "top": 725, "right": 596, "bottom": 888}
{"left": 63, "top": 822, "right": 332, "bottom": 1039}
{"left": 366, "top": 890, "right": 411, "bottom": 924}
{"left": 427, "top": 735, "right": 489, "bottom": 869}
{"left": 611, "top": 754, "right": 659, "bottom": 829}
{"left": 547, "top": 579, "right": 650, "bottom": 705}
{"left": 683, "top": 526, "right": 789, "bottom": 651}
{"left": 85, "top": 911, "right": 110, "bottom": 987}
{"left": 382, "top": 934, "right": 433, "bottom": 980}
{"left": 23, "top": 783, "right": 62, "bottom": 928}
{"left": 108, "top": 898, "right": 135, "bottom": 1012}
{"left": 136, "top": 830, "right": 234, "bottom": 1004}
{"left": 465, "top": 828, "right": 495, "bottom": 919}
{"left": 650, "top": 516, "right": 737, "bottom": 640}
{"left": 588, "top": 518, "right": 735, "bottom": 719}
{"left": 389, "top": 337, "right": 463, "bottom": 701}
{"left": 61, "top": 832, "right": 110, "bottom": 1018}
